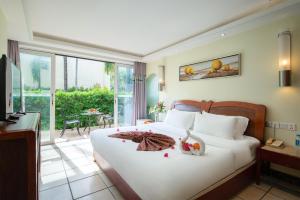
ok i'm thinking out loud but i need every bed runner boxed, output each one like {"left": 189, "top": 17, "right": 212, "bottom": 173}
{"left": 108, "top": 131, "right": 175, "bottom": 151}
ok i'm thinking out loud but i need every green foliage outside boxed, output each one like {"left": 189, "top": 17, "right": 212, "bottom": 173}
{"left": 55, "top": 87, "right": 114, "bottom": 129}
{"left": 21, "top": 87, "right": 114, "bottom": 130}
{"left": 24, "top": 95, "right": 50, "bottom": 130}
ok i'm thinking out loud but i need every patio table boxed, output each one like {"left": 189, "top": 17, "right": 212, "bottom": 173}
{"left": 81, "top": 111, "right": 103, "bottom": 133}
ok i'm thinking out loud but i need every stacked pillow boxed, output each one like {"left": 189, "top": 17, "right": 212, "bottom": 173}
{"left": 193, "top": 112, "right": 249, "bottom": 140}
{"left": 163, "top": 109, "right": 249, "bottom": 140}
{"left": 164, "top": 109, "right": 197, "bottom": 130}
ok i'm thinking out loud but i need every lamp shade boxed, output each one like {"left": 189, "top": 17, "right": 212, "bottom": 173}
{"left": 278, "top": 31, "right": 291, "bottom": 87}
{"left": 278, "top": 31, "right": 291, "bottom": 71}
{"left": 158, "top": 65, "right": 165, "bottom": 90}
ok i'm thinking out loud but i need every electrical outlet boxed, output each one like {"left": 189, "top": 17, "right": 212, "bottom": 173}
{"left": 287, "top": 123, "right": 296, "bottom": 131}
{"left": 265, "top": 121, "right": 296, "bottom": 131}
{"left": 265, "top": 121, "right": 273, "bottom": 128}
{"left": 279, "top": 122, "right": 288, "bottom": 129}
{"left": 273, "top": 122, "right": 280, "bottom": 129}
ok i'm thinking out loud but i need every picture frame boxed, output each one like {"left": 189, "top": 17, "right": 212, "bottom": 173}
{"left": 179, "top": 54, "right": 241, "bottom": 81}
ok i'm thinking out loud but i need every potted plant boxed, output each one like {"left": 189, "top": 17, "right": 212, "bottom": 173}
{"left": 149, "top": 102, "right": 166, "bottom": 122}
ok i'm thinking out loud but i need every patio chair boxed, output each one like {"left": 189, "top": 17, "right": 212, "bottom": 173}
{"left": 58, "top": 108, "right": 81, "bottom": 137}
{"left": 103, "top": 114, "right": 114, "bottom": 128}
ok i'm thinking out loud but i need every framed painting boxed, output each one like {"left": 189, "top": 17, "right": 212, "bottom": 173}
{"left": 179, "top": 54, "right": 241, "bottom": 81}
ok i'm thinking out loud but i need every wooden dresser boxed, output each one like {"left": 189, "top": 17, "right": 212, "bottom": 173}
{"left": 0, "top": 113, "right": 41, "bottom": 200}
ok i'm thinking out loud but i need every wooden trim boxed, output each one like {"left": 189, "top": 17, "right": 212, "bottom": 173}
{"left": 171, "top": 100, "right": 212, "bottom": 112}
{"left": 198, "top": 164, "right": 255, "bottom": 200}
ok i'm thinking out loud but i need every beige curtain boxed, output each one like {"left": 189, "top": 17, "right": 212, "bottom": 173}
{"left": 7, "top": 40, "right": 20, "bottom": 68}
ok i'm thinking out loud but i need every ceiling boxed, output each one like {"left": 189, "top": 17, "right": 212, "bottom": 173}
{"left": 23, "top": 0, "right": 284, "bottom": 54}
{"left": 0, "top": 0, "right": 298, "bottom": 62}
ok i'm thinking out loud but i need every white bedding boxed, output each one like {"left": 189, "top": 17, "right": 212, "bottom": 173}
{"left": 90, "top": 122, "right": 259, "bottom": 200}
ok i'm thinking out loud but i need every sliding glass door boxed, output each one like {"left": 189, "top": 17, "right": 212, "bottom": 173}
{"left": 19, "top": 49, "right": 134, "bottom": 144}
{"left": 20, "top": 50, "right": 55, "bottom": 144}
{"left": 115, "top": 64, "right": 134, "bottom": 126}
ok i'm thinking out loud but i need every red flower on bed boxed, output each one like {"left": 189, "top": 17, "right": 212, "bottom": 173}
{"left": 164, "top": 153, "right": 169, "bottom": 158}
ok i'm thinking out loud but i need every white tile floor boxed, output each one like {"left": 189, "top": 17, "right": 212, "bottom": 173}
{"left": 39, "top": 139, "right": 124, "bottom": 200}
{"left": 40, "top": 139, "right": 300, "bottom": 200}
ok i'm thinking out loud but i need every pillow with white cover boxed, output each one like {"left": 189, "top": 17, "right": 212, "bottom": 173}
{"left": 193, "top": 112, "right": 237, "bottom": 139}
{"left": 164, "top": 109, "right": 197, "bottom": 130}
{"left": 193, "top": 112, "right": 249, "bottom": 139}
{"left": 202, "top": 112, "right": 249, "bottom": 139}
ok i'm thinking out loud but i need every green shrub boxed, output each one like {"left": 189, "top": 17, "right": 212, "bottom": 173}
{"left": 24, "top": 95, "right": 50, "bottom": 130}
{"left": 55, "top": 87, "right": 114, "bottom": 129}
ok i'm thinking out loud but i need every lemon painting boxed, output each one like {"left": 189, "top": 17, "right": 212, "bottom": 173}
{"left": 179, "top": 54, "right": 240, "bottom": 81}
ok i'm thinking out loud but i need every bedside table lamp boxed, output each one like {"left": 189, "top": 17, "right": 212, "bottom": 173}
{"left": 278, "top": 31, "right": 291, "bottom": 87}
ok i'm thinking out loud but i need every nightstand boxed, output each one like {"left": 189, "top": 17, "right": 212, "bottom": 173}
{"left": 256, "top": 145, "right": 300, "bottom": 184}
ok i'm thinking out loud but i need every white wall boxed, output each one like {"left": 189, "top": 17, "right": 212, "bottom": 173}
{"left": 147, "top": 14, "right": 300, "bottom": 177}
{"left": 55, "top": 56, "right": 110, "bottom": 90}
{"left": 0, "top": 8, "right": 7, "bottom": 55}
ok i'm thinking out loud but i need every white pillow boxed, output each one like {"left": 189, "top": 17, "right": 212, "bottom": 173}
{"left": 202, "top": 112, "right": 249, "bottom": 139}
{"left": 235, "top": 116, "right": 249, "bottom": 139}
{"left": 164, "top": 110, "right": 196, "bottom": 130}
{"left": 193, "top": 112, "right": 237, "bottom": 139}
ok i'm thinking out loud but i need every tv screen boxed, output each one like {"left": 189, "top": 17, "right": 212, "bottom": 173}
{"left": 11, "top": 62, "right": 22, "bottom": 112}
{"left": 0, "top": 55, "right": 7, "bottom": 120}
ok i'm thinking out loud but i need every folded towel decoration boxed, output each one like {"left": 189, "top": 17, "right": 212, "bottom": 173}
{"left": 179, "top": 130, "right": 205, "bottom": 156}
{"left": 108, "top": 131, "right": 176, "bottom": 151}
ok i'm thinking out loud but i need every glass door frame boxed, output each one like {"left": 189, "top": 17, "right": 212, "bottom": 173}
{"left": 20, "top": 49, "right": 56, "bottom": 145}
{"left": 114, "top": 63, "right": 134, "bottom": 127}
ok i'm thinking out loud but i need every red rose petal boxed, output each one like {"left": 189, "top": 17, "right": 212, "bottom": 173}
{"left": 164, "top": 153, "right": 168, "bottom": 158}
{"left": 171, "top": 146, "right": 175, "bottom": 150}
{"left": 159, "top": 147, "right": 162, "bottom": 150}
{"left": 188, "top": 143, "right": 193, "bottom": 147}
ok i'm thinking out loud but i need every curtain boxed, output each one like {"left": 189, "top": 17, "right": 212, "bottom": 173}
{"left": 132, "top": 62, "right": 147, "bottom": 125}
{"left": 7, "top": 40, "right": 20, "bottom": 68}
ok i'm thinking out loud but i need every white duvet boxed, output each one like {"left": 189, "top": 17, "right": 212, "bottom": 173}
{"left": 90, "top": 122, "right": 259, "bottom": 200}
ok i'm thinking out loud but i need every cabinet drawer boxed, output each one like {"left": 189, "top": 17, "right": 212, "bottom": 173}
{"left": 261, "top": 149, "right": 300, "bottom": 170}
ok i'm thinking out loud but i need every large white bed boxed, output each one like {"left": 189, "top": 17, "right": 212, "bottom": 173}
{"left": 91, "top": 122, "right": 260, "bottom": 200}
{"left": 90, "top": 100, "right": 266, "bottom": 200}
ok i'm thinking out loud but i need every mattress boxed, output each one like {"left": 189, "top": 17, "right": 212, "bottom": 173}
{"left": 90, "top": 122, "right": 260, "bottom": 200}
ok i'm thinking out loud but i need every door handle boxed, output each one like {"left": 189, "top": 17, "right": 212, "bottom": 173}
{"left": 8, "top": 93, "right": 12, "bottom": 107}
{"left": 51, "top": 93, "right": 54, "bottom": 106}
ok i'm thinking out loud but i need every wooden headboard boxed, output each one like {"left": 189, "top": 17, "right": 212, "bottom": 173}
{"left": 171, "top": 100, "right": 266, "bottom": 142}
{"left": 171, "top": 100, "right": 212, "bottom": 112}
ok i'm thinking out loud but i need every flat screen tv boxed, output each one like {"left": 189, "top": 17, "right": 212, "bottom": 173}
{"left": 0, "top": 55, "right": 7, "bottom": 121}
{"left": 10, "top": 59, "right": 22, "bottom": 113}
{"left": 0, "top": 54, "right": 22, "bottom": 121}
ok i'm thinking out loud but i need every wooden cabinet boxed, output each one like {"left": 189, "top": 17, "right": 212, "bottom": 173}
{"left": 256, "top": 145, "right": 300, "bottom": 184}
{"left": 0, "top": 113, "right": 41, "bottom": 200}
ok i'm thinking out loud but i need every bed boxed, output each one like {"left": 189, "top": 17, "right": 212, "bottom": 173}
{"left": 91, "top": 100, "right": 266, "bottom": 200}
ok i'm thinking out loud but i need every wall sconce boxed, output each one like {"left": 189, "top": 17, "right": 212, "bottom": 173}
{"left": 278, "top": 31, "right": 291, "bottom": 87}
{"left": 158, "top": 65, "right": 165, "bottom": 91}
